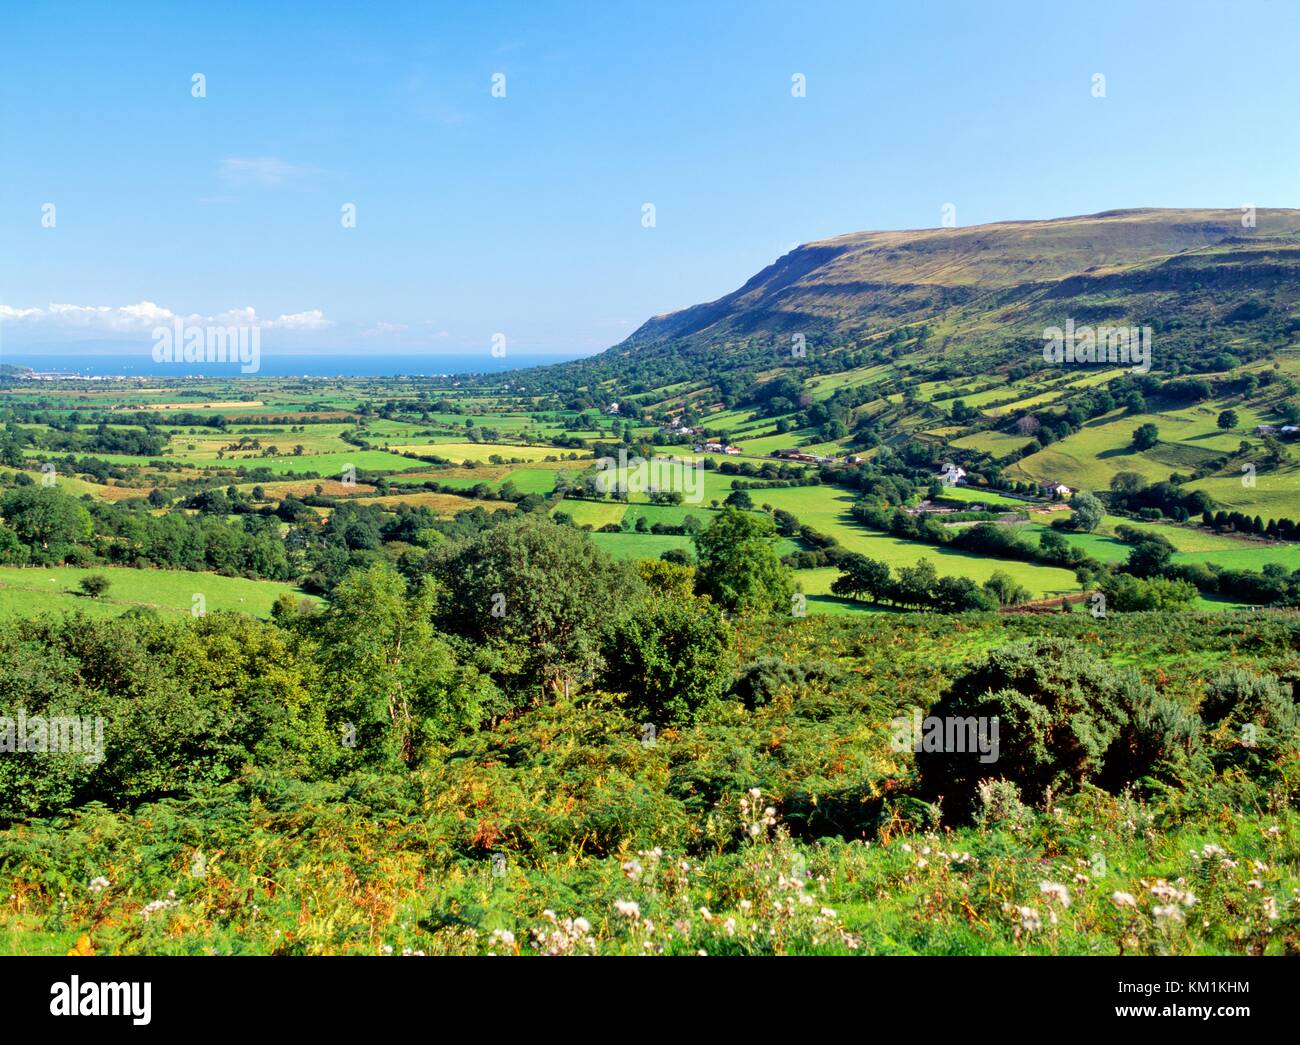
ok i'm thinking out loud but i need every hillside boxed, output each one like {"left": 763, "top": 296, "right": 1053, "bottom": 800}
{"left": 622, "top": 208, "right": 1300, "bottom": 351}
{"left": 499, "top": 208, "right": 1300, "bottom": 527}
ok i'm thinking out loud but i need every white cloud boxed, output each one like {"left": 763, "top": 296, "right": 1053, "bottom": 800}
{"left": 0, "top": 301, "right": 333, "bottom": 334}
{"left": 269, "top": 309, "right": 332, "bottom": 330}
{"left": 217, "top": 156, "right": 311, "bottom": 187}
{"left": 362, "top": 321, "right": 409, "bottom": 337}
{"left": 0, "top": 305, "right": 44, "bottom": 320}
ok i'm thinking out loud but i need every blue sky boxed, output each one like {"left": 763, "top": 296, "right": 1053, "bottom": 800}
{"left": 3, "top": 0, "right": 1299, "bottom": 364}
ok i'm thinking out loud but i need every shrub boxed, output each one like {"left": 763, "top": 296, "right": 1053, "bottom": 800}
{"left": 1200, "top": 668, "right": 1298, "bottom": 770}
{"left": 77, "top": 574, "right": 112, "bottom": 599}
{"left": 915, "top": 637, "right": 1165, "bottom": 817}
{"left": 973, "top": 779, "right": 1034, "bottom": 833}
{"left": 603, "top": 597, "right": 736, "bottom": 725}
{"left": 728, "top": 657, "right": 843, "bottom": 709}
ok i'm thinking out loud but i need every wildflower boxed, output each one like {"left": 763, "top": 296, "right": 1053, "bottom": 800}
{"left": 739, "top": 899, "right": 751, "bottom": 911}
{"left": 698, "top": 907, "right": 713, "bottom": 921}
{"left": 1265, "top": 825, "right": 1281, "bottom": 838}
{"left": 614, "top": 900, "right": 640, "bottom": 919}
{"left": 1152, "top": 905, "right": 1184, "bottom": 924}
{"left": 1039, "top": 882, "right": 1071, "bottom": 908}
{"left": 748, "top": 787, "right": 761, "bottom": 799}
{"left": 723, "top": 918, "right": 737, "bottom": 936}
{"left": 87, "top": 876, "right": 110, "bottom": 895}
{"left": 1111, "top": 892, "right": 1138, "bottom": 908}
{"left": 1013, "top": 906, "right": 1041, "bottom": 932}
{"left": 574, "top": 917, "right": 591, "bottom": 934}
{"left": 1263, "top": 896, "right": 1280, "bottom": 921}
{"left": 489, "top": 929, "right": 516, "bottom": 947}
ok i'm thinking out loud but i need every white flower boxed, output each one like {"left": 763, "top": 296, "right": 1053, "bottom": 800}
{"left": 88, "top": 876, "right": 110, "bottom": 894}
{"left": 748, "top": 787, "right": 762, "bottom": 799}
{"left": 574, "top": 917, "right": 591, "bottom": 934}
{"left": 1111, "top": 891, "right": 1138, "bottom": 908}
{"left": 614, "top": 900, "right": 640, "bottom": 919}
{"left": 1039, "top": 881, "right": 1071, "bottom": 907}
{"left": 1152, "top": 905, "right": 1184, "bottom": 924}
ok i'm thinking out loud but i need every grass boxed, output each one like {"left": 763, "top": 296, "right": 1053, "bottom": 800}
{"left": 0, "top": 566, "right": 317, "bottom": 619}
{"left": 754, "top": 486, "right": 1081, "bottom": 598}
{"left": 389, "top": 442, "right": 567, "bottom": 464}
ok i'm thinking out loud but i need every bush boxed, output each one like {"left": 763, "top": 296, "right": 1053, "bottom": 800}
{"left": 1200, "top": 668, "right": 1298, "bottom": 770}
{"left": 728, "top": 657, "right": 843, "bottom": 709}
{"left": 603, "top": 597, "right": 736, "bottom": 725}
{"left": 915, "top": 637, "right": 1174, "bottom": 818}
{"left": 77, "top": 574, "right": 112, "bottom": 598}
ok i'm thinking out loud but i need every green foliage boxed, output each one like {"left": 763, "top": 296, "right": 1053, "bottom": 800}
{"left": 603, "top": 596, "right": 736, "bottom": 724}
{"left": 728, "top": 656, "right": 843, "bottom": 709}
{"left": 1100, "top": 573, "right": 1197, "bottom": 611}
{"left": 428, "top": 515, "right": 645, "bottom": 695}
{"left": 77, "top": 574, "right": 111, "bottom": 599}
{"left": 916, "top": 637, "right": 1170, "bottom": 817}
{"left": 692, "top": 508, "right": 793, "bottom": 615}
{"left": 1131, "top": 422, "right": 1160, "bottom": 450}
{"left": 311, "top": 563, "right": 491, "bottom": 769}
{"left": 0, "top": 487, "right": 92, "bottom": 565}
{"left": 1067, "top": 491, "right": 1104, "bottom": 532}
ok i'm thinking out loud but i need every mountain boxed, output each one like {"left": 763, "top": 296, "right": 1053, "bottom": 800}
{"left": 526, "top": 208, "right": 1300, "bottom": 394}
{"left": 625, "top": 208, "right": 1300, "bottom": 346}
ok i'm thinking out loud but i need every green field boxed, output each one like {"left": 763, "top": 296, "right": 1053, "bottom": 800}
{"left": 0, "top": 566, "right": 316, "bottom": 619}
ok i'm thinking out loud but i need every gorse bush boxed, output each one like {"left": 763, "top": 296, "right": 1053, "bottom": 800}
{"left": 728, "top": 656, "right": 844, "bottom": 709}
{"left": 916, "top": 637, "right": 1193, "bottom": 817}
{"left": 1200, "top": 667, "right": 1298, "bottom": 772}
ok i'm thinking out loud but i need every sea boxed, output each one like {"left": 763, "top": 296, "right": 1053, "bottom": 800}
{"left": 0, "top": 352, "right": 589, "bottom": 379}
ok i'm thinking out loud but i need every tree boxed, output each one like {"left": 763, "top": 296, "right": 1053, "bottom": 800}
{"left": 315, "top": 562, "right": 491, "bottom": 765}
{"left": 429, "top": 515, "right": 644, "bottom": 695}
{"left": 983, "top": 569, "right": 1030, "bottom": 607}
{"left": 1068, "top": 491, "right": 1105, "bottom": 532}
{"left": 603, "top": 597, "right": 736, "bottom": 724}
{"left": 891, "top": 558, "right": 939, "bottom": 610}
{"left": 723, "top": 488, "right": 754, "bottom": 510}
{"left": 1131, "top": 423, "right": 1160, "bottom": 451}
{"left": 0, "top": 486, "right": 93, "bottom": 562}
{"left": 78, "top": 574, "right": 112, "bottom": 599}
{"left": 1109, "top": 471, "right": 1148, "bottom": 498}
{"left": 830, "top": 554, "right": 892, "bottom": 603}
{"left": 1217, "top": 409, "right": 1240, "bottom": 431}
{"left": 692, "top": 507, "right": 793, "bottom": 615}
